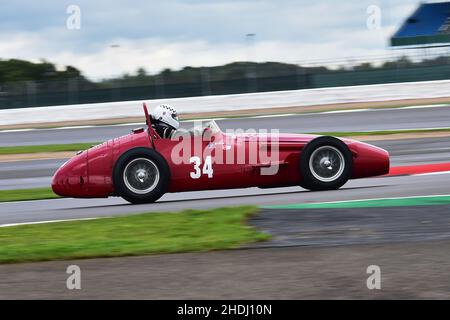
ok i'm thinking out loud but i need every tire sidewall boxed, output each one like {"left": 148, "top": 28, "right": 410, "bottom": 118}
{"left": 300, "top": 136, "right": 352, "bottom": 190}
{"left": 113, "top": 147, "right": 170, "bottom": 203}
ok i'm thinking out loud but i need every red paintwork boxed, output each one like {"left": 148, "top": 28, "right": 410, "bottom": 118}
{"left": 52, "top": 105, "right": 390, "bottom": 198}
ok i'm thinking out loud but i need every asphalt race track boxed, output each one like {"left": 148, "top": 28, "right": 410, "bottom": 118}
{"left": 0, "top": 159, "right": 65, "bottom": 190}
{"left": 0, "top": 104, "right": 449, "bottom": 146}
{"left": 1, "top": 106, "right": 450, "bottom": 298}
{"left": 1, "top": 163, "right": 450, "bottom": 225}
{"left": 0, "top": 106, "right": 449, "bottom": 223}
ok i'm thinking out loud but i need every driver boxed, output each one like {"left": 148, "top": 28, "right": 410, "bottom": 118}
{"left": 150, "top": 104, "right": 180, "bottom": 139}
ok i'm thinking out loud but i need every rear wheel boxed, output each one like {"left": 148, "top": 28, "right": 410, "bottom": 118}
{"left": 114, "top": 148, "right": 170, "bottom": 204}
{"left": 299, "top": 137, "right": 352, "bottom": 191}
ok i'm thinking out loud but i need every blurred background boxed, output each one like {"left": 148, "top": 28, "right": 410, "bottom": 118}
{"left": 1, "top": 0, "right": 449, "bottom": 108}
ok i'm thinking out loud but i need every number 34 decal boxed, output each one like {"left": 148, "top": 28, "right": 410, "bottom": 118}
{"left": 190, "top": 156, "right": 213, "bottom": 179}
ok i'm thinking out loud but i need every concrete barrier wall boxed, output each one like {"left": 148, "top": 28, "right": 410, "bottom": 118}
{"left": 1, "top": 80, "right": 449, "bottom": 126}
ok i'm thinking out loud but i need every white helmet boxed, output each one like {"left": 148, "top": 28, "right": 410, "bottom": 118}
{"left": 151, "top": 104, "right": 180, "bottom": 129}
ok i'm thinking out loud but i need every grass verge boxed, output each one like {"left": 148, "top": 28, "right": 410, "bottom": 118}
{"left": 0, "top": 206, "right": 268, "bottom": 264}
{"left": 0, "top": 188, "right": 59, "bottom": 203}
{"left": 0, "top": 142, "right": 99, "bottom": 155}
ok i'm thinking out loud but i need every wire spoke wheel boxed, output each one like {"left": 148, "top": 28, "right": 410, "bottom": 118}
{"left": 123, "top": 158, "right": 160, "bottom": 194}
{"left": 308, "top": 146, "right": 345, "bottom": 182}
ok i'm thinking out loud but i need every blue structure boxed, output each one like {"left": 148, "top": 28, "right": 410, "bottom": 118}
{"left": 391, "top": 1, "right": 450, "bottom": 46}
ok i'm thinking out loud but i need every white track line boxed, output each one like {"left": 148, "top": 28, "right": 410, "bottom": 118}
{"left": 400, "top": 104, "right": 450, "bottom": 110}
{"left": 0, "top": 217, "right": 101, "bottom": 228}
{"left": 0, "top": 197, "right": 81, "bottom": 205}
{"left": 0, "top": 128, "right": 36, "bottom": 133}
{"left": 251, "top": 113, "right": 297, "bottom": 118}
{"left": 413, "top": 171, "right": 450, "bottom": 177}
{"left": 319, "top": 108, "right": 371, "bottom": 114}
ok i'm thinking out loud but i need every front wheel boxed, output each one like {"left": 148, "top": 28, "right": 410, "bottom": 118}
{"left": 299, "top": 136, "right": 352, "bottom": 191}
{"left": 113, "top": 148, "right": 170, "bottom": 204}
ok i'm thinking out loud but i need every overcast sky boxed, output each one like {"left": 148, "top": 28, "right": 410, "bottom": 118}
{"left": 0, "top": 0, "right": 424, "bottom": 80}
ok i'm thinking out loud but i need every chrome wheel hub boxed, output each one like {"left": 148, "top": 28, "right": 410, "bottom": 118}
{"left": 309, "top": 146, "right": 345, "bottom": 182}
{"left": 123, "top": 158, "right": 160, "bottom": 194}
{"left": 321, "top": 159, "right": 332, "bottom": 169}
{"left": 136, "top": 169, "right": 147, "bottom": 182}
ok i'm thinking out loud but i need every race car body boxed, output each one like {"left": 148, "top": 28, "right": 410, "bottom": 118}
{"left": 52, "top": 104, "right": 390, "bottom": 204}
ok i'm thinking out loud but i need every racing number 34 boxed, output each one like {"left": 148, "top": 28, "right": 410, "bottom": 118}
{"left": 190, "top": 156, "right": 213, "bottom": 179}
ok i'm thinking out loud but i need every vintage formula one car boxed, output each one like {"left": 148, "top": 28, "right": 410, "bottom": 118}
{"left": 52, "top": 104, "right": 390, "bottom": 204}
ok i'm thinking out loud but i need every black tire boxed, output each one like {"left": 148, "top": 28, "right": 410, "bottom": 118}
{"left": 113, "top": 148, "right": 170, "bottom": 204}
{"left": 299, "top": 136, "right": 352, "bottom": 191}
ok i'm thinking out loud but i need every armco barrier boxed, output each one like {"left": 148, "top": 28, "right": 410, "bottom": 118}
{"left": 1, "top": 79, "right": 449, "bottom": 126}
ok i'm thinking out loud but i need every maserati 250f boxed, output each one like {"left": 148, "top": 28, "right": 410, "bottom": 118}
{"left": 52, "top": 104, "right": 390, "bottom": 204}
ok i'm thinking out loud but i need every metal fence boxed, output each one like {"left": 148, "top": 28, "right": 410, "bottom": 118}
{"left": 1, "top": 49, "right": 450, "bottom": 109}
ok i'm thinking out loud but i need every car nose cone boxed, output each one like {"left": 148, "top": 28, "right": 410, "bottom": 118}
{"left": 51, "top": 152, "right": 88, "bottom": 197}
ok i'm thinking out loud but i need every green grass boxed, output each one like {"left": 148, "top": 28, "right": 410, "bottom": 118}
{"left": 0, "top": 142, "right": 99, "bottom": 155}
{"left": 0, "top": 188, "right": 59, "bottom": 203}
{"left": 0, "top": 206, "right": 269, "bottom": 264}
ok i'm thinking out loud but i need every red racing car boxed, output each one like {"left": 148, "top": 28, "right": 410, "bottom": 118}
{"left": 52, "top": 104, "right": 390, "bottom": 204}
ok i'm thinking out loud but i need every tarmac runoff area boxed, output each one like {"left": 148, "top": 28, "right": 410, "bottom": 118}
{"left": 0, "top": 164, "right": 449, "bottom": 298}
{"left": 0, "top": 105, "right": 450, "bottom": 298}
{"left": 1, "top": 196, "right": 450, "bottom": 299}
